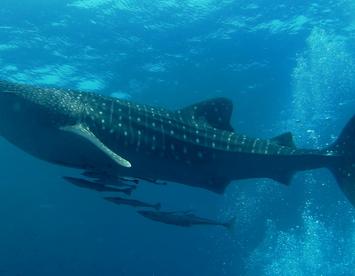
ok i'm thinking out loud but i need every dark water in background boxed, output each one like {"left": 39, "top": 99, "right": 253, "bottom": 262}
{"left": 0, "top": 1, "right": 354, "bottom": 275}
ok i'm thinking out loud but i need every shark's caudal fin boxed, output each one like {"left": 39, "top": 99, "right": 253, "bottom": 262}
{"left": 328, "top": 116, "right": 355, "bottom": 207}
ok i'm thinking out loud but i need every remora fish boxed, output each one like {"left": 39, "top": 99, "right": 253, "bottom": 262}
{"left": 104, "top": 196, "right": 161, "bottom": 210}
{"left": 0, "top": 81, "right": 354, "bottom": 206}
{"left": 137, "top": 210, "right": 235, "bottom": 229}
{"left": 63, "top": 176, "right": 134, "bottom": 195}
{"left": 81, "top": 170, "right": 139, "bottom": 187}
{"left": 82, "top": 170, "right": 165, "bottom": 186}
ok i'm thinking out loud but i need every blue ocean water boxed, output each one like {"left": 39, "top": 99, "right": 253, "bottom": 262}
{"left": 0, "top": 1, "right": 354, "bottom": 275}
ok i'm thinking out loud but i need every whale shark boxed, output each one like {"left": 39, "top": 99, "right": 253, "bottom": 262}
{"left": 0, "top": 80, "right": 354, "bottom": 206}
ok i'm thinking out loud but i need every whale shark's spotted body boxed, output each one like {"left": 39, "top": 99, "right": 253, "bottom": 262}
{"left": 0, "top": 81, "right": 354, "bottom": 205}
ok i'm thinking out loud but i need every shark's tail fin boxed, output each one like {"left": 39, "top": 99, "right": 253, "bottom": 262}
{"left": 328, "top": 115, "right": 355, "bottom": 207}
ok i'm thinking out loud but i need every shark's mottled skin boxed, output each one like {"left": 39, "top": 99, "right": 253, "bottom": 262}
{"left": 0, "top": 81, "right": 354, "bottom": 205}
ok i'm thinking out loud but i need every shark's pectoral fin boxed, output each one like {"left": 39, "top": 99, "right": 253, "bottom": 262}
{"left": 60, "top": 124, "right": 132, "bottom": 168}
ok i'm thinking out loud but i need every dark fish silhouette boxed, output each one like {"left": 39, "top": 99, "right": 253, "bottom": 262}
{"left": 84, "top": 171, "right": 165, "bottom": 186}
{"left": 138, "top": 177, "right": 167, "bottom": 186}
{"left": 63, "top": 176, "right": 134, "bottom": 195}
{"left": 104, "top": 196, "right": 161, "bottom": 210}
{"left": 0, "top": 80, "right": 354, "bottom": 207}
{"left": 138, "top": 210, "right": 235, "bottom": 230}
{"left": 82, "top": 170, "right": 139, "bottom": 187}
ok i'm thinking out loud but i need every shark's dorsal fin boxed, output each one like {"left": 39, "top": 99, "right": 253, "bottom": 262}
{"left": 272, "top": 172, "right": 295, "bottom": 186}
{"left": 271, "top": 132, "right": 296, "bottom": 148}
{"left": 178, "top": 98, "right": 234, "bottom": 131}
{"left": 206, "top": 177, "right": 230, "bottom": 194}
{"left": 60, "top": 124, "right": 132, "bottom": 168}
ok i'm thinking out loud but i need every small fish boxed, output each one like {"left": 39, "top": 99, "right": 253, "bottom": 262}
{"left": 63, "top": 176, "right": 134, "bottom": 195}
{"left": 139, "top": 177, "right": 167, "bottom": 186}
{"left": 137, "top": 210, "right": 235, "bottom": 230}
{"left": 82, "top": 170, "right": 139, "bottom": 186}
{"left": 104, "top": 196, "right": 161, "bottom": 210}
